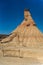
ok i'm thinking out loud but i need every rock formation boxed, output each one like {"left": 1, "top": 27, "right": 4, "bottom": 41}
{"left": 0, "top": 9, "right": 43, "bottom": 58}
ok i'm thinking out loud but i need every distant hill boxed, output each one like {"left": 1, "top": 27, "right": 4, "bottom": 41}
{"left": 0, "top": 34, "right": 9, "bottom": 41}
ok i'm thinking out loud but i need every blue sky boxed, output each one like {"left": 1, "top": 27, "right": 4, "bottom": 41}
{"left": 0, "top": 0, "right": 43, "bottom": 34}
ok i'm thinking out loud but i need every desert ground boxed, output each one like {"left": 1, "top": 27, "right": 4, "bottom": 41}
{"left": 0, "top": 56, "right": 43, "bottom": 65}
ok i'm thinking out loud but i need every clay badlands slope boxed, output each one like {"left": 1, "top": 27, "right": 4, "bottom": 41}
{"left": 0, "top": 11, "right": 43, "bottom": 58}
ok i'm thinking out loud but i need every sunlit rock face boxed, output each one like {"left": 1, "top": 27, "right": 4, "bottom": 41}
{"left": 0, "top": 9, "right": 43, "bottom": 58}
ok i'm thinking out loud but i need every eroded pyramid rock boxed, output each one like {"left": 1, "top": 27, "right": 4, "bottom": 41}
{"left": 0, "top": 9, "right": 43, "bottom": 58}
